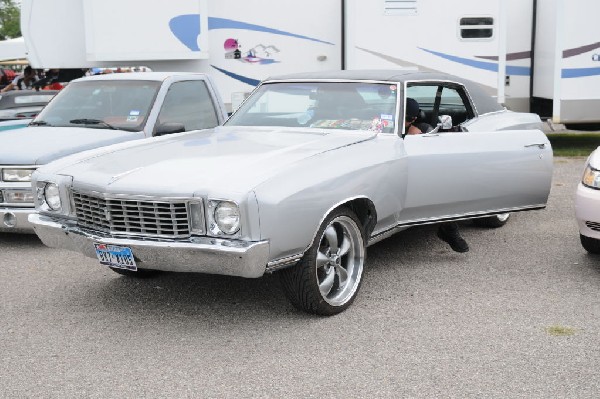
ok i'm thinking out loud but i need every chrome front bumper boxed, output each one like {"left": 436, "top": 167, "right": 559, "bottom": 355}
{"left": 0, "top": 207, "right": 36, "bottom": 233}
{"left": 29, "top": 214, "right": 270, "bottom": 278}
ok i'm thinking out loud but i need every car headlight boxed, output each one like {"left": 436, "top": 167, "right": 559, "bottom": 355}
{"left": 582, "top": 165, "right": 600, "bottom": 189}
{"left": 211, "top": 201, "right": 240, "bottom": 235}
{"left": 43, "top": 183, "right": 62, "bottom": 210}
{"left": 2, "top": 168, "right": 36, "bottom": 182}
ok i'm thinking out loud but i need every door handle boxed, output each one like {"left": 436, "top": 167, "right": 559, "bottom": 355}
{"left": 525, "top": 143, "right": 546, "bottom": 149}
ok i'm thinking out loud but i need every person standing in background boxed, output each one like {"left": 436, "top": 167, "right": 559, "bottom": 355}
{"left": 0, "top": 66, "right": 38, "bottom": 92}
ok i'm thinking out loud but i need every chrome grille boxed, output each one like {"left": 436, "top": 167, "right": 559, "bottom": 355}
{"left": 72, "top": 191, "right": 191, "bottom": 238}
{"left": 585, "top": 221, "right": 600, "bottom": 232}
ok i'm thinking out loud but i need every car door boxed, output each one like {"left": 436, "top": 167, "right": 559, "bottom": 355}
{"left": 398, "top": 83, "right": 553, "bottom": 224}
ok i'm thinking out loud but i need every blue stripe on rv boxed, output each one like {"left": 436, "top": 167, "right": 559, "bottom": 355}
{"left": 421, "top": 48, "right": 600, "bottom": 79}
{"left": 211, "top": 65, "right": 261, "bottom": 87}
{"left": 419, "top": 48, "right": 530, "bottom": 76}
{"left": 208, "top": 17, "right": 335, "bottom": 45}
{"left": 169, "top": 14, "right": 335, "bottom": 52}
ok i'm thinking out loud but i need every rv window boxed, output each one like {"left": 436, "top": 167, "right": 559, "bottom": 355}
{"left": 459, "top": 17, "right": 494, "bottom": 40}
{"left": 460, "top": 17, "right": 493, "bottom": 26}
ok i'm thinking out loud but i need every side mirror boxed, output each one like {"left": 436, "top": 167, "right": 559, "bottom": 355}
{"left": 438, "top": 115, "right": 453, "bottom": 130}
{"left": 155, "top": 122, "right": 185, "bottom": 136}
{"left": 428, "top": 115, "right": 453, "bottom": 134}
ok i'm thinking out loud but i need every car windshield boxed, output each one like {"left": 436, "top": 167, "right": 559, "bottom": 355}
{"left": 226, "top": 81, "right": 398, "bottom": 133}
{"left": 31, "top": 80, "right": 161, "bottom": 131}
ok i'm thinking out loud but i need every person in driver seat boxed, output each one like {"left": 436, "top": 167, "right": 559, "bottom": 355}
{"left": 405, "top": 97, "right": 423, "bottom": 135}
{"left": 404, "top": 97, "right": 469, "bottom": 253}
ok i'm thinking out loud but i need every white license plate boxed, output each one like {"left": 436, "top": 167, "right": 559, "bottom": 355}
{"left": 94, "top": 243, "right": 137, "bottom": 271}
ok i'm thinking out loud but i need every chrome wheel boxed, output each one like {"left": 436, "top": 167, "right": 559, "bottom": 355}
{"left": 316, "top": 216, "right": 364, "bottom": 307}
{"left": 279, "top": 207, "right": 366, "bottom": 315}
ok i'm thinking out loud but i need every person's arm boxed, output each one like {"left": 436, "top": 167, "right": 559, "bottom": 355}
{"left": 407, "top": 124, "right": 422, "bottom": 134}
{"left": 1, "top": 82, "right": 15, "bottom": 93}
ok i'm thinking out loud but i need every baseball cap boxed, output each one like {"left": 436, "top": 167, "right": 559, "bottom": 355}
{"left": 406, "top": 98, "right": 420, "bottom": 118}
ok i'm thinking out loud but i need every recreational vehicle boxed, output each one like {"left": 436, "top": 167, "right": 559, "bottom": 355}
{"left": 20, "top": 0, "right": 600, "bottom": 125}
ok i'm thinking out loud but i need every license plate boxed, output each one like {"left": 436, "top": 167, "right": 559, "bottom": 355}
{"left": 94, "top": 243, "right": 137, "bottom": 271}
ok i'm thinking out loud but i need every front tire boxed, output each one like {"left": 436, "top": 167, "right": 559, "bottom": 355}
{"left": 473, "top": 213, "right": 510, "bottom": 228}
{"left": 580, "top": 234, "right": 600, "bottom": 254}
{"left": 279, "top": 207, "right": 366, "bottom": 316}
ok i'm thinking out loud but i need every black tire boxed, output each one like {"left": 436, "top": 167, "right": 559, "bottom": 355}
{"left": 279, "top": 207, "right": 366, "bottom": 316}
{"left": 580, "top": 234, "right": 600, "bottom": 254}
{"left": 109, "top": 267, "right": 161, "bottom": 278}
{"left": 473, "top": 213, "right": 510, "bottom": 228}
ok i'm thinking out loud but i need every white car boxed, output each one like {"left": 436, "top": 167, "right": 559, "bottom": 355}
{"left": 575, "top": 147, "right": 600, "bottom": 253}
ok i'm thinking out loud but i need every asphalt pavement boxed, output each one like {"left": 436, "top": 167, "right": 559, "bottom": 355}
{"left": 1, "top": 157, "right": 599, "bottom": 398}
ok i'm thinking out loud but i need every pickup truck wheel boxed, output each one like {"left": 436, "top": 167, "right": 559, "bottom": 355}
{"left": 109, "top": 267, "right": 161, "bottom": 278}
{"left": 580, "top": 234, "right": 600, "bottom": 254}
{"left": 473, "top": 213, "right": 510, "bottom": 228}
{"left": 279, "top": 207, "right": 366, "bottom": 316}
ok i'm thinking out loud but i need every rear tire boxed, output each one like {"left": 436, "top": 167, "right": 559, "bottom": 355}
{"left": 473, "top": 213, "right": 510, "bottom": 228}
{"left": 580, "top": 234, "right": 600, "bottom": 254}
{"left": 109, "top": 267, "right": 161, "bottom": 278}
{"left": 279, "top": 207, "right": 366, "bottom": 316}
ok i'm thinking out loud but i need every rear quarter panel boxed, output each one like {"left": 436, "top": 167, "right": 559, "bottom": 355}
{"left": 463, "top": 110, "right": 543, "bottom": 132}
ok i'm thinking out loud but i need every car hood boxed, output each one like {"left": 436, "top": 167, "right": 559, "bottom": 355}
{"left": 57, "top": 126, "right": 377, "bottom": 197}
{"left": 0, "top": 126, "right": 142, "bottom": 165}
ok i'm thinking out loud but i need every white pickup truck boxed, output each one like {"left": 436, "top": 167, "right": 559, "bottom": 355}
{"left": 0, "top": 72, "right": 228, "bottom": 233}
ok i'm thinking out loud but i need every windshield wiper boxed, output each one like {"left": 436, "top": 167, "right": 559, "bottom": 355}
{"left": 69, "top": 118, "right": 117, "bottom": 130}
{"left": 29, "top": 120, "right": 51, "bottom": 126}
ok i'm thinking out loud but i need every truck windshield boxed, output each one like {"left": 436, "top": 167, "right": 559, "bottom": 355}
{"left": 226, "top": 81, "right": 398, "bottom": 133}
{"left": 32, "top": 80, "right": 161, "bottom": 132}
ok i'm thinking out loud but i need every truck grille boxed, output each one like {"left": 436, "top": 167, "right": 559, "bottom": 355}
{"left": 72, "top": 191, "right": 192, "bottom": 239}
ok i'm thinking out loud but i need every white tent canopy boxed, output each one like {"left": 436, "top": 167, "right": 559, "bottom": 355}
{"left": 0, "top": 37, "right": 27, "bottom": 61}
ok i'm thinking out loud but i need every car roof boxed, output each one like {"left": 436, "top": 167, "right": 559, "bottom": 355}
{"left": 71, "top": 72, "right": 209, "bottom": 83}
{"left": 265, "top": 69, "right": 504, "bottom": 114}
{"left": 1, "top": 90, "right": 60, "bottom": 97}
{"left": 266, "top": 69, "right": 449, "bottom": 82}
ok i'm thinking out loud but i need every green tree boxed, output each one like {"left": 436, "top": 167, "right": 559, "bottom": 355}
{"left": 0, "top": 0, "right": 20, "bottom": 40}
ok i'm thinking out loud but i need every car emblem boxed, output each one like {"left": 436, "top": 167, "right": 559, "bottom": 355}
{"left": 104, "top": 208, "right": 112, "bottom": 221}
{"left": 107, "top": 167, "right": 144, "bottom": 185}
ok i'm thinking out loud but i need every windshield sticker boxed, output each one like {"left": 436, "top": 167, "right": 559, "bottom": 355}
{"left": 380, "top": 114, "right": 393, "bottom": 121}
{"left": 129, "top": 110, "right": 140, "bottom": 116}
{"left": 370, "top": 118, "right": 384, "bottom": 133}
{"left": 127, "top": 116, "right": 139, "bottom": 122}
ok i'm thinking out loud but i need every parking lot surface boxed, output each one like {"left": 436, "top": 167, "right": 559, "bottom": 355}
{"left": 1, "top": 157, "right": 599, "bottom": 398}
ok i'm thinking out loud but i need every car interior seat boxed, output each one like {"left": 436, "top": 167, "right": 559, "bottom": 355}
{"left": 415, "top": 109, "right": 433, "bottom": 133}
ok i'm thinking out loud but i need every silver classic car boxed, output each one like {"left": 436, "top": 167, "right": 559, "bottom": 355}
{"left": 29, "top": 70, "right": 553, "bottom": 315}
